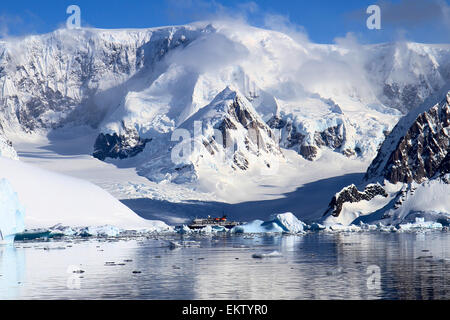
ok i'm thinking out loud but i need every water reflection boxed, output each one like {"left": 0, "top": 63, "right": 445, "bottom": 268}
{"left": 0, "top": 245, "right": 25, "bottom": 299}
{"left": 0, "top": 232, "right": 448, "bottom": 300}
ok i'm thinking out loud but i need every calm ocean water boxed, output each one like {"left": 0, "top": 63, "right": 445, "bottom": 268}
{"left": 1, "top": 231, "right": 449, "bottom": 300}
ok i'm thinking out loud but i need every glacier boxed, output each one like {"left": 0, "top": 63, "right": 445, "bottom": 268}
{"left": 0, "top": 179, "right": 25, "bottom": 244}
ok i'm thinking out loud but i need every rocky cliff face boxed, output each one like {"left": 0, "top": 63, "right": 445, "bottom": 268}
{"left": 268, "top": 116, "right": 351, "bottom": 160}
{"left": 366, "top": 91, "right": 450, "bottom": 184}
{"left": 323, "top": 89, "right": 450, "bottom": 225}
{"left": 93, "top": 121, "right": 152, "bottom": 161}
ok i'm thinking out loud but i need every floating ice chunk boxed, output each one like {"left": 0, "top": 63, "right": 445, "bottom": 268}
{"left": 177, "top": 225, "right": 193, "bottom": 234}
{"left": 49, "top": 224, "right": 76, "bottom": 237}
{"left": 176, "top": 224, "right": 227, "bottom": 234}
{"left": 267, "top": 212, "right": 307, "bottom": 233}
{"left": 79, "top": 225, "right": 122, "bottom": 237}
{"left": 168, "top": 240, "right": 200, "bottom": 249}
{"left": 326, "top": 224, "right": 362, "bottom": 232}
{"left": 169, "top": 241, "right": 181, "bottom": 249}
{"left": 14, "top": 229, "right": 51, "bottom": 241}
{"left": 197, "top": 225, "right": 227, "bottom": 233}
{"left": 0, "top": 179, "right": 25, "bottom": 244}
{"left": 398, "top": 217, "right": 443, "bottom": 231}
{"left": 252, "top": 251, "right": 283, "bottom": 259}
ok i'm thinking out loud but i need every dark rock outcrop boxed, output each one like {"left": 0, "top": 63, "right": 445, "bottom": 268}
{"left": 93, "top": 123, "right": 151, "bottom": 161}
{"left": 324, "top": 184, "right": 388, "bottom": 217}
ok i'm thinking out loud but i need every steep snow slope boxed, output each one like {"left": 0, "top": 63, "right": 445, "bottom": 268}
{"left": 0, "top": 25, "right": 208, "bottom": 134}
{"left": 366, "top": 42, "right": 450, "bottom": 113}
{"left": 94, "top": 22, "right": 406, "bottom": 165}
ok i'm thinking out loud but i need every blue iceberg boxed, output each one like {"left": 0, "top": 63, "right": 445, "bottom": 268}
{"left": 231, "top": 212, "right": 307, "bottom": 234}
{"left": 0, "top": 179, "right": 25, "bottom": 244}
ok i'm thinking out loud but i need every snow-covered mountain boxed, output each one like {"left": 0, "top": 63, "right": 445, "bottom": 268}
{"left": 1, "top": 23, "right": 449, "bottom": 166}
{"left": 136, "top": 86, "right": 283, "bottom": 183}
{"left": 323, "top": 87, "right": 450, "bottom": 226}
{"left": 0, "top": 21, "right": 449, "bottom": 225}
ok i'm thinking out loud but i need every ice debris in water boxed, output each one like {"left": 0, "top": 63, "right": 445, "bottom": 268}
{"left": 231, "top": 212, "right": 306, "bottom": 234}
{"left": 168, "top": 240, "right": 201, "bottom": 249}
{"left": 252, "top": 251, "right": 283, "bottom": 259}
{"left": 397, "top": 217, "right": 443, "bottom": 231}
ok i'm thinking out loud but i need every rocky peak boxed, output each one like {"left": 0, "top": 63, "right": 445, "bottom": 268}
{"left": 93, "top": 121, "right": 152, "bottom": 161}
{"left": 187, "top": 87, "right": 282, "bottom": 170}
{"left": 365, "top": 89, "right": 450, "bottom": 184}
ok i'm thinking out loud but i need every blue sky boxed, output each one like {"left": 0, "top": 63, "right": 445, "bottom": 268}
{"left": 1, "top": 0, "right": 449, "bottom": 43}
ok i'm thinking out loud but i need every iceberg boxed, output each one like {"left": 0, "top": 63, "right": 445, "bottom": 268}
{"left": 231, "top": 212, "right": 306, "bottom": 234}
{"left": 0, "top": 179, "right": 25, "bottom": 244}
{"left": 269, "top": 212, "right": 307, "bottom": 233}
